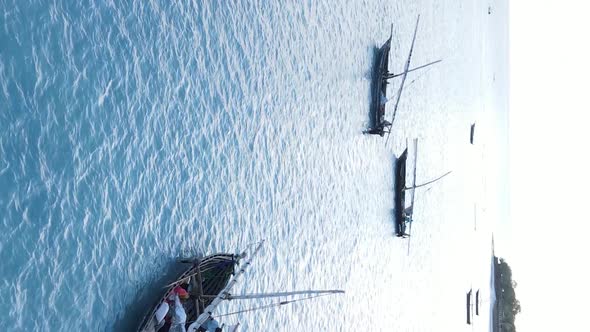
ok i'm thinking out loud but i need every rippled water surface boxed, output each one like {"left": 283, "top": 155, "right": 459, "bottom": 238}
{"left": 0, "top": 0, "right": 506, "bottom": 330}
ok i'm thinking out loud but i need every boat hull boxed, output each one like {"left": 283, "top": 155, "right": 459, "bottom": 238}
{"left": 394, "top": 149, "right": 408, "bottom": 236}
{"left": 366, "top": 35, "right": 392, "bottom": 135}
{"left": 137, "top": 254, "right": 237, "bottom": 332}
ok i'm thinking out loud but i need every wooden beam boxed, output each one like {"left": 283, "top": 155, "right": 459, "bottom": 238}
{"left": 190, "top": 260, "right": 205, "bottom": 316}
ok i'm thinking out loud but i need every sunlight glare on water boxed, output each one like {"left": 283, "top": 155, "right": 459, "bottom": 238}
{"left": 0, "top": 0, "right": 505, "bottom": 330}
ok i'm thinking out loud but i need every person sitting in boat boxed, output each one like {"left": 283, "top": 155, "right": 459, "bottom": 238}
{"left": 196, "top": 316, "right": 222, "bottom": 332}
{"left": 168, "top": 292, "right": 188, "bottom": 332}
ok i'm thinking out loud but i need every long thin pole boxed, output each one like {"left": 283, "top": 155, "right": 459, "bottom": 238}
{"left": 388, "top": 60, "right": 442, "bottom": 78}
{"left": 405, "top": 170, "right": 452, "bottom": 191}
{"left": 201, "top": 290, "right": 345, "bottom": 300}
{"left": 386, "top": 15, "right": 420, "bottom": 145}
{"left": 214, "top": 291, "right": 344, "bottom": 318}
{"left": 389, "top": 23, "right": 394, "bottom": 42}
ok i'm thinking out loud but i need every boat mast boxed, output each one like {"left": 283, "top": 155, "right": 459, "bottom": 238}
{"left": 390, "top": 23, "right": 394, "bottom": 41}
{"left": 386, "top": 15, "right": 420, "bottom": 144}
{"left": 192, "top": 241, "right": 265, "bottom": 327}
{"left": 389, "top": 59, "right": 442, "bottom": 78}
{"left": 404, "top": 170, "right": 452, "bottom": 191}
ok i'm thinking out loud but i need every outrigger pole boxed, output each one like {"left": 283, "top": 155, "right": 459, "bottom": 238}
{"left": 214, "top": 291, "right": 344, "bottom": 318}
{"left": 386, "top": 59, "right": 442, "bottom": 79}
{"left": 202, "top": 290, "right": 345, "bottom": 300}
{"left": 389, "top": 23, "right": 394, "bottom": 43}
{"left": 404, "top": 170, "right": 452, "bottom": 191}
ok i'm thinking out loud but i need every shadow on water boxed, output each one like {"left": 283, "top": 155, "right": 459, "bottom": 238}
{"left": 112, "top": 258, "right": 201, "bottom": 331}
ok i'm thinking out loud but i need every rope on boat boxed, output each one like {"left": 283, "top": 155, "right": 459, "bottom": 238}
{"left": 404, "top": 170, "right": 452, "bottom": 191}
{"left": 404, "top": 60, "right": 441, "bottom": 89}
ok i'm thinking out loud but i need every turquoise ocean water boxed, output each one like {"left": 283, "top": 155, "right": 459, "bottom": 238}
{"left": 0, "top": 0, "right": 507, "bottom": 330}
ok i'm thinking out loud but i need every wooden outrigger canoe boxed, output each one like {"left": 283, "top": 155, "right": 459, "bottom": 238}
{"left": 365, "top": 16, "right": 442, "bottom": 141}
{"left": 394, "top": 139, "right": 451, "bottom": 245}
{"left": 137, "top": 241, "right": 344, "bottom": 332}
{"left": 394, "top": 148, "right": 409, "bottom": 237}
{"left": 137, "top": 242, "right": 343, "bottom": 331}
{"left": 365, "top": 26, "right": 394, "bottom": 137}
{"left": 137, "top": 253, "right": 239, "bottom": 332}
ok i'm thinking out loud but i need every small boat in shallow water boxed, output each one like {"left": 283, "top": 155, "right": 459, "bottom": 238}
{"left": 137, "top": 253, "right": 239, "bottom": 332}
{"left": 394, "top": 139, "right": 452, "bottom": 252}
{"left": 137, "top": 241, "right": 344, "bottom": 331}
{"left": 364, "top": 16, "right": 441, "bottom": 140}
{"left": 364, "top": 25, "right": 394, "bottom": 137}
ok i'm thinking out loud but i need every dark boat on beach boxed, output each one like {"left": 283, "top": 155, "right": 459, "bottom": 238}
{"left": 137, "top": 253, "right": 238, "bottom": 332}
{"left": 394, "top": 148, "right": 409, "bottom": 237}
